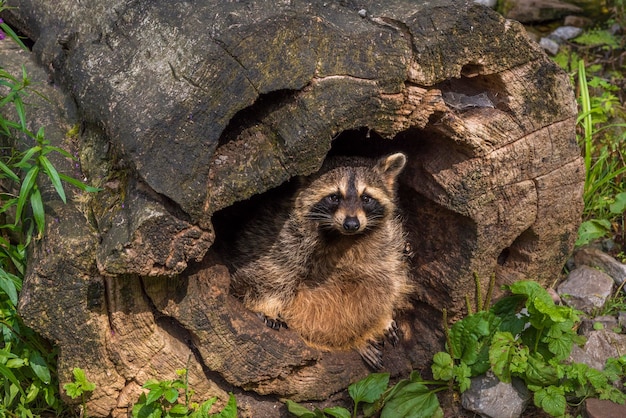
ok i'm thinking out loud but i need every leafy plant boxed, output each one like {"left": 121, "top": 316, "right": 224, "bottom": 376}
{"left": 63, "top": 367, "right": 96, "bottom": 417}
{"left": 132, "top": 369, "right": 237, "bottom": 418}
{"left": 286, "top": 371, "right": 443, "bottom": 418}
{"left": 575, "top": 59, "right": 626, "bottom": 246}
{"left": 0, "top": 6, "right": 99, "bottom": 415}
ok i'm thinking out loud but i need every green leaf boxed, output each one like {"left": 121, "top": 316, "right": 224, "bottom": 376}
{"left": 431, "top": 352, "right": 454, "bottom": 381}
{"left": 12, "top": 95, "right": 27, "bottom": 131}
{"left": 322, "top": 406, "right": 351, "bottom": 418}
{"left": 167, "top": 404, "right": 188, "bottom": 416}
{"left": 211, "top": 393, "right": 238, "bottom": 418}
{"left": 163, "top": 387, "right": 179, "bottom": 404}
{"left": 189, "top": 397, "right": 217, "bottom": 418}
{"left": 63, "top": 382, "right": 81, "bottom": 399}
{"left": 25, "top": 382, "right": 40, "bottom": 404}
{"left": 0, "top": 21, "right": 28, "bottom": 50}
{"left": 6, "top": 357, "right": 27, "bottom": 368}
{"left": 489, "top": 331, "right": 516, "bottom": 383}
{"left": 525, "top": 354, "right": 559, "bottom": 387}
{"left": 133, "top": 401, "right": 163, "bottom": 418}
{"left": 145, "top": 387, "right": 166, "bottom": 405}
{"left": 15, "top": 165, "right": 39, "bottom": 222}
{"left": 0, "top": 362, "right": 26, "bottom": 398}
{"left": 546, "top": 334, "right": 573, "bottom": 360}
{"left": 453, "top": 362, "right": 472, "bottom": 393}
{"left": 577, "top": 219, "right": 612, "bottom": 246}
{"left": 39, "top": 155, "right": 66, "bottom": 203}
{"left": 0, "top": 159, "right": 20, "bottom": 182}
{"left": 348, "top": 372, "right": 389, "bottom": 405}
{"left": 284, "top": 400, "right": 318, "bottom": 418}
{"left": 58, "top": 172, "right": 102, "bottom": 193}
{"left": 0, "top": 269, "right": 19, "bottom": 306}
{"left": 29, "top": 351, "right": 51, "bottom": 384}
{"left": 15, "top": 146, "right": 41, "bottom": 169}
{"left": 381, "top": 382, "right": 441, "bottom": 418}
{"left": 30, "top": 185, "right": 45, "bottom": 238}
{"left": 610, "top": 192, "right": 626, "bottom": 214}
{"left": 533, "top": 386, "right": 566, "bottom": 417}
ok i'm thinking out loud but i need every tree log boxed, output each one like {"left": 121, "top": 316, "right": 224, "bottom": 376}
{"left": 1, "top": 0, "right": 583, "bottom": 416}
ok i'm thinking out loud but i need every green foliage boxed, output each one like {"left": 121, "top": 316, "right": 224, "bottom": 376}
{"left": 63, "top": 367, "right": 96, "bottom": 400}
{"left": 0, "top": 9, "right": 99, "bottom": 416}
{"left": 286, "top": 372, "right": 443, "bottom": 418}
{"left": 131, "top": 369, "right": 237, "bottom": 418}
{"left": 573, "top": 29, "right": 621, "bottom": 49}
{"left": 62, "top": 368, "right": 96, "bottom": 418}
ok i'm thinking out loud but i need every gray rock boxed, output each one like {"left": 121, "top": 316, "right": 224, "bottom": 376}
{"left": 504, "top": 0, "right": 583, "bottom": 23}
{"left": 569, "top": 330, "right": 626, "bottom": 371}
{"left": 474, "top": 0, "right": 497, "bottom": 8}
{"left": 574, "top": 247, "right": 626, "bottom": 286}
{"left": 563, "top": 15, "right": 592, "bottom": 28}
{"left": 551, "top": 26, "right": 583, "bottom": 41}
{"left": 462, "top": 373, "right": 531, "bottom": 418}
{"left": 558, "top": 266, "right": 614, "bottom": 313}
{"left": 540, "top": 37, "right": 560, "bottom": 55}
{"left": 586, "top": 398, "right": 626, "bottom": 418}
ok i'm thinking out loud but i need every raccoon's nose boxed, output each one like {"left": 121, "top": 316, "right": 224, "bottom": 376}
{"left": 343, "top": 217, "right": 360, "bottom": 232}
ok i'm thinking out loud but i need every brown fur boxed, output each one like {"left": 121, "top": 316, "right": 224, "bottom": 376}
{"left": 229, "top": 153, "right": 412, "bottom": 368}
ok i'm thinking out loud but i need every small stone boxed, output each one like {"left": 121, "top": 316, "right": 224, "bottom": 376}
{"left": 539, "top": 37, "right": 560, "bottom": 55}
{"left": 610, "top": 23, "right": 623, "bottom": 35}
{"left": 586, "top": 398, "right": 626, "bottom": 418}
{"left": 358, "top": 9, "right": 367, "bottom": 18}
{"left": 550, "top": 26, "right": 583, "bottom": 41}
{"left": 462, "top": 373, "right": 531, "bottom": 418}
{"left": 473, "top": 0, "right": 497, "bottom": 7}
{"left": 504, "top": 0, "right": 582, "bottom": 23}
{"left": 574, "top": 247, "right": 626, "bottom": 285}
{"left": 558, "top": 266, "right": 614, "bottom": 314}
{"left": 563, "top": 15, "right": 592, "bottom": 28}
{"left": 569, "top": 329, "right": 626, "bottom": 371}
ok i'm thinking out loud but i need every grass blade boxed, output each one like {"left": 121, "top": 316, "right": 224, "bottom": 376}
{"left": 15, "top": 165, "right": 39, "bottom": 223}
{"left": 0, "top": 159, "right": 20, "bottom": 182}
{"left": 577, "top": 60, "right": 592, "bottom": 179}
{"left": 58, "top": 173, "right": 101, "bottom": 193}
{"left": 29, "top": 186, "right": 45, "bottom": 239}
{"left": 39, "top": 155, "right": 66, "bottom": 203}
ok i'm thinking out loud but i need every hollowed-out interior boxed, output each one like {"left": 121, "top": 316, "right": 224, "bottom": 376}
{"left": 211, "top": 127, "right": 477, "bottom": 307}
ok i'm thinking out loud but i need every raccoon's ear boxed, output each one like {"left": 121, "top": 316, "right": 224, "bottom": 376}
{"left": 377, "top": 153, "right": 407, "bottom": 188}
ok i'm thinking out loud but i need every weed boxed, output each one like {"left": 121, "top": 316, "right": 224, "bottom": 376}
{"left": 0, "top": 4, "right": 98, "bottom": 415}
{"left": 63, "top": 368, "right": 96, "bottom": 418}
{"left": 131, "top": 369, "right": 237, "bottom": 418}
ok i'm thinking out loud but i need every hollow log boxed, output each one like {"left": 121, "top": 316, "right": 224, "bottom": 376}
{"left": 1, "top": 0, "right": 583, "bottom": 416}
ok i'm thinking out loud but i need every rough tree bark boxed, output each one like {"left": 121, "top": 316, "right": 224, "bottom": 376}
{"left": 1, "top": 0, "right": 583, "bottom": 416}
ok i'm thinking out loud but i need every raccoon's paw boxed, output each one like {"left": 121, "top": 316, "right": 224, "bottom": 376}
{"left": 384, "top": 320, "right": 400, "bottom": 347}
{"left": 257, "top": 313, "right": 288, "bottom": 330}
{"left": 358, "top": 341, "right": 384, "bottom": 370}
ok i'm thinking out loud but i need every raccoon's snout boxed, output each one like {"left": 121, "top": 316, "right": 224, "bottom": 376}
{"left": 343, "top": 216, "right": 360, "bottom": 232}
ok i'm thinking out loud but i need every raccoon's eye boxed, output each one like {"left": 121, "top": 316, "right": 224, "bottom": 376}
{"left": 361, "top": 194, "right": 373, "bottom": 204}
{"left": 326, "top": 194, "right": 341, "bottom": 204}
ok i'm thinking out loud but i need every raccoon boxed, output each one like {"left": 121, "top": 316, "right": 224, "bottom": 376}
{"left": 229, "top": 153, "right": 412, "bottom": 369}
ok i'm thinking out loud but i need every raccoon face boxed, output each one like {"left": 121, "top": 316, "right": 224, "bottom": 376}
{"left": 302, "top": 153, "right": 406, "bottom": 236}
